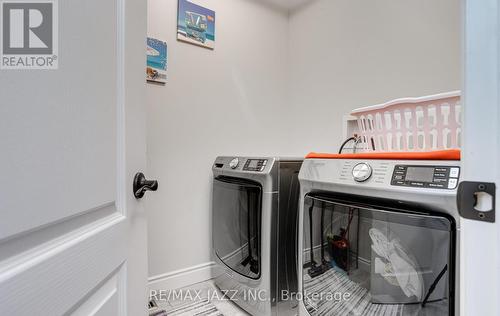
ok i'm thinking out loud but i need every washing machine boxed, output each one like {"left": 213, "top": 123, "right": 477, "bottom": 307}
{"left": 212, "top": 156, "right": 303, "bottom": 316}
{"left": 297, "top": 151, "right": 461, "bottom": 316}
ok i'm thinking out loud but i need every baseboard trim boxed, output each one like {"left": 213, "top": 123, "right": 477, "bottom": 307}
{"left": 148, "top": 262, "right": 215, "bottom": 291}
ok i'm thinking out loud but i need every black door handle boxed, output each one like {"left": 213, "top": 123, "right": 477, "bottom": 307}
{"left": 133, "top": 172, "right": 158, "bottom": 199}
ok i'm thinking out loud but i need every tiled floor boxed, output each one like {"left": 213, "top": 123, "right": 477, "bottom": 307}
{"left": 153, "top": 280, "right": 250, "bottom": 316}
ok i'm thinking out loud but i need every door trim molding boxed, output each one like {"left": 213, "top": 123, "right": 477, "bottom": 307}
{"left": 116, "top": 0, "right": 126, "bottom": 215}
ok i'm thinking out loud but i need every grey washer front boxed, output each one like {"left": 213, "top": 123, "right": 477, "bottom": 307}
{"left": 212, "top": 156, "right": 303, "bottom": 316}
{"left": 297, "top": 158, "right": 462, "bottom": 316}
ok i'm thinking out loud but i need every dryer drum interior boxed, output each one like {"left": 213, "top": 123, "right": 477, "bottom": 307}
{"left": 302, "top": 194, "right": 455, "bottom": 316}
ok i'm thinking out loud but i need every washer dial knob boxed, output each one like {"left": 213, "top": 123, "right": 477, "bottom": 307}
{"left": 352, "top": 163, "right": 372, "bottom": 182}
{"left": 229, "top": 158, "right": 239, "bottom": 169}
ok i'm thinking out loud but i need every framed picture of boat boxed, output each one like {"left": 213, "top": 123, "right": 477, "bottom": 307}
{"left": 146, "top": 37, "right": 167, "bottom": 84}
{"left": 177, "top": 0, "right": 215, "bottom": 49}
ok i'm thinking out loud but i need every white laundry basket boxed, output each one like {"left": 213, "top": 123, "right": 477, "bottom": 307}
{"left": 351, "top": 91, "right": 461, "bottom": 152}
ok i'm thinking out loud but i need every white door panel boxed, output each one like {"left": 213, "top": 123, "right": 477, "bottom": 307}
{"left": 0, "top": 215, "right": 126, "bottom": 315}
{"left": 0, "top": 0, "right": 117, "bottom": 240}
{"left": 71, "top": 270, "right": 122, "bottom": 316}
{"left": 0, "top": 0, "right": 147, "bottom": 314}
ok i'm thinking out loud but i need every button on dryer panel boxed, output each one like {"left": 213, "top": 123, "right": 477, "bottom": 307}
{"left": 229, "top": 158, "right": 239, "bottom": 169}
{"left": 449, "top": 168, "right": 460, "bottom": 178}
{"left": 448, "top": 178, "right": 458, "bottom": 189}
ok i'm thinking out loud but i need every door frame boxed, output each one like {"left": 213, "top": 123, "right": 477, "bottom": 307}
{"left": 121, "top": 0, "right": 148, "bottom": 314}
{"left": 461, "top": 0, "right": 500, "bottom": 314}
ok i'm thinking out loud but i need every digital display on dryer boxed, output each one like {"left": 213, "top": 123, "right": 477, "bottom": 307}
{"left": 247, "top": 160, "right": 259, "bottom": 168}
{"left": 243, "top": 159, "right": 267, "bottom": 171}
{"left": 405, "top": 167, "right": 435, "bottom": 183}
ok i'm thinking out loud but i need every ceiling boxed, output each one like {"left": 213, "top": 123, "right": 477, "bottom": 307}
{"left": 260, "top": 0, "right": 313, "bottom": 11}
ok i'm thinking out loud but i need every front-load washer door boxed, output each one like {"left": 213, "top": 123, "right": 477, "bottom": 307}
{"left": 213, "top": 176, "right": 262, "bottom": 279}
{"left": 301, "top": 194, "right": 455, "bottom": 316}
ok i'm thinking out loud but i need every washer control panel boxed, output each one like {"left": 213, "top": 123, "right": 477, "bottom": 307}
{"left": 243, "top": 159, "right": 267, "bottom": 172}
{"left": 391, "top": 165, "right": 460, "bottom": 189}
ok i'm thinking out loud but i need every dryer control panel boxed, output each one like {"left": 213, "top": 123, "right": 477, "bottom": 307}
{"left": 242, "top": 159, "right": 267, "bottom": 171}
{"left": 391, "top": 165, "right": 460, "bottom": 189}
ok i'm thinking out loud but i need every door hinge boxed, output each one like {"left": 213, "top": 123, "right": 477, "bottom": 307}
{"left": 457, "top": 181, "right": 496, "bottom": 223}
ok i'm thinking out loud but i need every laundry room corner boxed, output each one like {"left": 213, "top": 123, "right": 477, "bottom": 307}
{"left": 145, "top": 0, "right": 462, "bottom": 294}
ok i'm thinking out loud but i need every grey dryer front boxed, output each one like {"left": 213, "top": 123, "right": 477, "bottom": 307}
{"left": 212, "top": 156, "right": 302, "bottom": 316}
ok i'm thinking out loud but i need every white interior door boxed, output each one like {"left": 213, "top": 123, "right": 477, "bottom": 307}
{"left": 461, "top": 0, "right": 500, "bottom": 315}
{"left": 0, "top": 0, "right": 148, "bottom": 315}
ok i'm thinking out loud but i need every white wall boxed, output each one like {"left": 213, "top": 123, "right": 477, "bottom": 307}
{"left": 146, "top": 0, "right": 290, "bottom": 288}
{"left": 287, "top": 0, "right": 461, "bottom": 153}
{"left": 146, "top": 0, "right": 461, "bottom": 288}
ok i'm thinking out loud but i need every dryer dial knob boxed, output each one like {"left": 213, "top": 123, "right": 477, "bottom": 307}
{"left": 352, "top": 163, "right": 372, "bottom": 182}
{"left": 229, "top": 158, "right": 239, "bottom": 169}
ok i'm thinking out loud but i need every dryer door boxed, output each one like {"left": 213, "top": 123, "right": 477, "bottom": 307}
{"left": 301, "top": 194, "right": 454, "bottom": 316}
{"left": 213, "top": 176, "right": 262, "bottom": 279}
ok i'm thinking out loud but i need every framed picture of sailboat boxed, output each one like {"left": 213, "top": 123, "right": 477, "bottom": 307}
{"left": 177, "top": 0, "right": 215, "bottom": 49}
